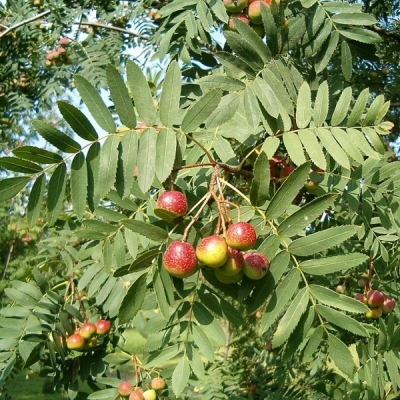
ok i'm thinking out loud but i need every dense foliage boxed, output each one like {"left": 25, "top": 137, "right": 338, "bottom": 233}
{"left": 1, "top": 0, "right": 400, "bottom": 399}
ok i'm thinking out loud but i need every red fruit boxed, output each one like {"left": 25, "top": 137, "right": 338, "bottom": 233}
{"left": 225, "top": 222, "right": 257, "bottom": 251}
{"left": 59, "top": 37, "right": 70, "bottom": 47}
{"left": 243, "top": 252, "right": 269, "bottom": 280}
{"left": 365, "top": 307, "right": 382, "bottom": 319}
{"left": 155, "top": 190, "right": 188, "bottom": 220}
{"left": 226, "top": 13, "right": 250, "bottom": 31}
{"left": 95, "top": 319, "right": 111, "bottom": 336}
{"left": 248, "top": 0, "right": 270, "bottom": 25}
{"left": 196, "top": 235, "right": 229, "bottom": 269}
{"left": 366, "top": 290, "right": 385, "bottom": 308}
{"left": 223, "top": 0, "right": 248, "bottom": 13}
{"left": 118, "top": 381, "right": 133, "bottom": 397}
{"left": 281, "top": 165, "right": 295, "bottom": 179}
{"left": 354, "top": 293, "right": 367, "bottom": 304}
{"left": 129, "top": 390, "right": 144, "bottom": 400}
{"left": 163, "top": 241, "right": 198, "bottom": 278}
{"left": 382, "top": 296, "right": 396, "bottom": 314}
{"left": 358, "top": 279, "right": 367, "bottom": 288}
{"left": 80, "top": 322, "right": 97, "bottom": 339}
{"left": 151, "top": 377, "right": 166, "bottom": 391}
{"left": 218, "top": 247, "right": 244, "bottom": 276}
{"left": 66, "top": 333, "right": 85, "bottom": 351}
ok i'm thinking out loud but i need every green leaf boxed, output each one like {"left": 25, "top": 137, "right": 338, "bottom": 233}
{"left": 119, "top": 130, "right": 138, "bottom": 197}
{"left": 12, "top": 146, "right": 63, "bottom": 164}
{"left": 159, "top": 0, "right": 197, "bottom": 16}
{"left": 4, "top": 288, "right": 37, "bottom": 308}
{"left": 71, "top": 152, "right": 87, "bottom": 219}
{"left": 182, "top": 89, "right": 222, "bottom": 132}
{"left": 199, "top": 75, "right": 246, "bottom": 91}
{"left": 213, "top": 135, "right": 238, "bottom": 164}
{"left": 126, "top": 60, "right": 156, "bottom": 125}
{"left": 296, "top": 82, "right": 312, "bottom": 129}
{"left": 261, "top": 136, "right": 280, "bottom": 160}
{"left": 341, "top": 42, "right": 352, "bottom": 81}
{"left": 331, "top": 87, "right": 352, "bottom": 126}
{"left": 309, "top": 285, "right": 369, "bottom": 313}
{"left": 160, "top": 61, "right": 181, "bottom": 127}
{"left": 298, "top": 129, "right": 326, "bottom": 170}
{"left": 362, "top": 127, "right": 385, "bottom": 154}
{"left": 315, "top": 128, "right": 350, "bottom": 169}
{"left": 47, "top": 162, "right": 67, "bottom": 225}
{"left": 266, "top": 162, "right": 311, "bottom": 220}
{"left": 252, "top": 77, "right": 279, "bottom": 118}
{"left": 216, "top": 51, "right": 256, "bottom": 79}
{"left": 332, "top": 13, "right": 376, "bottom": 25}
{"left": 300, "top": 253, "right": 368, "bottom": 275}
{"left": 250, "top": 152, "right": 270, "bottom": 206}
{"left": 205, "top": 93, "right": 240, "bottom": 129}
{"left": 347, "top": 128, "right": 380, "bottom": 159}
{"left": 87, "top": 388, "right": 117, "bottom": 400}
{"left": 27, "top": 174, "right": 45, "bottom": 227}
{"left": 201, "top": 318, "right": 226, "bottom": 345}
{"left": 87, "top": 142, "right": 101, "bottom": 210}
{"left": 193, "top": 301, "right": 214, "bottom": 325}
{"left": 191, "top": 324, "right": 214, "bottom": 361}
{"left": 32, "top": 120, "right": 81, "bottom": 153}
{"left": 272, "top": 287, "right": 309, "bottom": 347}
{"left": 283, "top": 133, "right": 306, "bottom": 166}
{"left": 118, "top": 273, "right": 148, "bottom": 324}
{"left": 340, "top": 27, "right": 381, "bottom": 44}
{"left": 288, "top": 225, "right": 358, "bottom": 256}
{"left": 332, "top": 127, "right": 364, "bottom": 163}
{"left": 107, "top": 64, "right": 137, "bottom": 129}
{"left": 156, "top": 128, "right": 176, "bottom": 183}
{"left": 137, "top": 128, "right": 157, "bottom": 192}
{"left": 315, "top": 31, "right": 339, "bottom": 74}
{"left": 122, "top": 220, "right": 168, "bottom": 242}
{"left": 316, "top": 304, "right": 369, "bottom": 337}
{"left": 172, "top": 356, "right": 190, "bottom": 397}
{"left": 0, "top": 177, "right": 29, "bottom": 202}
{"left": 0, "top": 157, "right": 42, "bottom": 174}
{"left": 363, "top": 95, "right": 385, "bottom": 126}
{"left": 328, "top": 334, "right": 357, "bottom": 377}
{"left": 57, "top": 101, "right": 98, "bottom": 141}
{"left": 257, "top": 234, "right": 281, "bottom": 261}
{"left": 114, "top": 248, "right": 160, "bottom": 277}
{"left": 313, "top": 81, "right": 329, "bottom": 126}
{"left": 74, "top": 74, "right": 116, "bottom": 133}
{"left": 347, "top": 88, "right": 369, "bottom": 127}
{"left": 96, "top": 135, "right": 119, "bottom": 199}
{"left": 83, "top": 220, "right": 117, "bottom": 233}
{"left": 384, "top": 351, "right": 400, "bottom": 392}
{"left": 187, "top": 344, "right": 205, "bottom": 379}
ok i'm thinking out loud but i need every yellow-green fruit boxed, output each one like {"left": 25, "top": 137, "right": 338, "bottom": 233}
{"left": 218, "top": 247, "right": 244, "bottom": 276}
{"left": 215, "top": 269, "right": 244, "bottom": 284}
{"left": 196, "top": 235, "right": 229, "bottom": 269}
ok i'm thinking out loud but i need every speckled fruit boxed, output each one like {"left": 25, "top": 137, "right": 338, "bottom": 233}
{"left": 151, "top": 377, "right": 166, "bottom": 391}
{"left": 129, "top": 390, "right": 144, "bottom": 400}
{"left": 223, "top": 0, "right": 248, "bottom": 13}
{"left": 80, "top": 322, "right": 97, "bottom": 339}
{"left": 143, "top": 389, "right": 157, "bottom": 400}
{"left": 382, "top": 295, "right": 396, "bottom": 314}
{"left": 218, "top": 247, "right": 244, "bottom": 276}
{"left": 248, "top": 0, "right": 270, "bottom": 25}
{"left": 243, "top": 252, "right": 269, "bottom": 280}
{"left": 163, "top": 241, "right": 198, "bottom": 278}
{"left": 95, "top": 319, "right": 111, "bottom": 336}
{"left": 215, "top": 268, "right": 244, "bottom": 284}
{"left": 156, "top": 191, "right": 188, "bottom": 217}
{"left": 365, "top": 307, "right": 382, "bottom": 319}
{"left": 118, "top": 381, "right": 133, "bottom": 397}
{"left": 226, "top": 222, "right": 257, "bottom": 251}
{"left": 196, "top": 235, "right": 229, "bottom": 269}
{"left": 66, "top": 333, "right": 85, "bottom": 351}
{"left": 367, "top": 290, "right": 385, "bottom": 308}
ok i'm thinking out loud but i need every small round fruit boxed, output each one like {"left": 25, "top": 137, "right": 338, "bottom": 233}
{"left": 156, "top": 190, "right": 188, "bottom": 217}
{"left": 196, "top": 235, "right": 229, "bottom": 269}
{"left": 248, "top": 0, "right": 270, "bottom": 25}
{"left": 143, "top": 389, "right": 157, "bottom": 400}
{"left": 304, "top": 180, "right": 319, "bottom": 195}
{"left": 215, "top": 269, "right": 244, "bottom": 284}
{"left": 243, "top": 252, "right": 269, "bottom": 280}
{"left": 225, "top": 13, "right": 250, "bottom": 31}
{"left": 335, "top": 285, "right": 346, "bottom": 294}
{"left": 95, "top": 319, "right": 111, "bottom": 336}
{"left": 83, "top": 336, "right": 98, "bottom": 351}
{"left": 366, "top": 290, "right": 385, "bottom": 308}
{"left": 80, "top": 322, "right": 97, "bottom": 339}
{"left": 365, "top": 307, "right": 382, "bottom": 319}
{"left": 151, "top": 377, "right": 166, "bottom": 391}
{"left": 225, "top": 222, "right": 257, "bottom": 251}
{"left": 223, "top": 0, "right": 248, "bottom": 13}
{"left": 163, "top": 241, "right": 198, "bottom": 278}
{"left": 218, "top": 247, "right": 244, "bottom": 276}
{"left": 358, "top": 278, "right": 367, "bottom": 288}
{"left": 66, "top": 333, "right": 85, "bottom": 351}
{"left": 354, "top": 293, "right": 367, "bottom": 304}
{"left": 129, "top": 390, "right": 144, "bottom": 400}
{"left": 382, "top": 295, "right": 396, "bottom": 314}
{"left": 118, "top": 381, "right": 133, "bottom": 397}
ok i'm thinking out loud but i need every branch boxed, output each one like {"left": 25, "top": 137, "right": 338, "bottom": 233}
{"left": 0, "top": 10, "right": 51, "bottom": 38}
{"left": 367, "top": 25, "right": 400, "bottom": 42}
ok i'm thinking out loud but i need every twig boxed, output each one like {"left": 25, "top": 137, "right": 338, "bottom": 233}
{"left": 0, "top": 10, "right": 51, "bottom": 38}
{"left": 367, "top": 25, "right": 400, "bottom": 42}
{"left": 1, "top": 241, "right": 14, "bottom": 280}
{"left": 75, "top": 21, "right": 149, "bottom": 40}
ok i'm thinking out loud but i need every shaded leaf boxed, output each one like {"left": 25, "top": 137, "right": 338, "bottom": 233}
{"left": 137, "top": 128, "right": 157, "bottom": 193}
{"left": 27, "top": 174, "right": 46, "bottom": 227}
{"left": 250, "top": 152, "right": 270, "bottom": 206}
{"left": 71, "top": 152, "right": 87, "bottom": 219}
{"left": 47, "top": 162, "right": 67, "bottom": 225}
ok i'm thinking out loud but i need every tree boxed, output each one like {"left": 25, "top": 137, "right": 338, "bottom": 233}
{"left": 0, "top": 0, "right": 400, "bottom": 399}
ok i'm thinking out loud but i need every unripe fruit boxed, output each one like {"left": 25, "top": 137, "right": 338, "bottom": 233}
{"left": 196, "top": 235, "right": 229, "bottom": 269}
{"left": 215, "top": 268, "right": 244, "bottom": 284}
{"left": 304, "top": 180, "right": 319, "bottom": 195}
{"left": 156, "top": 191, "right": 188, "bottom": 216}
{"left": 118, "top": 381, "right": 133, "bottom": 397}
{"left": 366, "top": 290, "right": 385, "bottom": 308}
{"left": 248, "top": 0, "right": 270, "bottom": 25}
{"left": 250, "top": 23, "right": 265, "bottom": 37}
{"left": 80, "top": 322, "right": 97, "bottom": 339}
{"left": 151, "top": 377, "right": 166, "bottom": 391}
{"left": 223, "top": 0, "right": 248, "bottom": 13}
{"left": 354, "top": 293, "right": 367, "bottom": 304}
{"left": 243, "top": 252, "right": 269, "bottom": 280}
{"left": 143, "top": 389, "right": 157, "bottom": 400}
{"left": 218, "top": 247, "right": 244, "bottom": 276}
{"left": 129, "top": 390, "right": 144, "bottom": 400}
{"left": 66, "top": 333, "right": 85, "bottom": 351}
{"left": 83, "top": 336, "right": 98, "bottom": 351}
{"left": 365, "top": 307, "right": 382, "bottom": 319}
{"left": 335, "top": 285, "right": 346, "bottom": 294}
{"left": 95, "top": 319, "right": 111, "bottom": 336}
{"left": 382, "top": 296, "right": 396, "bottom": 314}
{"left": 225, "top": 222, "right": 257, "bottom": 251}
{"left": 163, "top": 241, "right": 198, "bottom": 278}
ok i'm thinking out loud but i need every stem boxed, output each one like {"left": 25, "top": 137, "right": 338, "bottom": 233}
{"left": 1, "top": 241, "right": 14, "bottom": 280}
{"left": 75, "top": 21, "right": 149, "bottom": 40}
{"left": 0, "top": 10, "right": 51, "bottom": 38}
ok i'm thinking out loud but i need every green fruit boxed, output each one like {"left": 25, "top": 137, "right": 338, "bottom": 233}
{"left": 196, "top": 235, "right": 229, "bottom": 269}
{"left": 243, "top": 252, "right": 269, "bottom": 280}
{"left": 83, "top": 336, "right": 97, "bottom": 351}
{"left": 218, "top": 247, "right": 244, "bottom": 276}
{"left": 365, "top": 307, "right": 382, "bottom": 319}
{"left": 143, "top": 389, "right": 157, "bottom": 400}
{"left": 223, "top": 0, "right": 248, "bottom": 13}
{"left": 163, "top": 241, "right": 198, "bottom": 278}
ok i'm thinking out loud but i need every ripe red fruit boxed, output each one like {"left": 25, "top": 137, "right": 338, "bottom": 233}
{"left": 365, "top": 307, "right": 382, "bottom": 319}
{"left": 129, "top": 390, "right": 144, "bottom": 400}
{"left": 80, "top": 322, "right": 97, "bottom": 339}
{"left": 366, "top": 290, "right": 385, "bottom": 308}
{"left": 281, "top": 165, "right": 295, "bottom": 179}
{"left": 243, "top": 252, "right": 269, "bottom": 280}
{"left": 218, "top": 247, "right": 244, "bottom": 276}
{"left": 225, "top": 222, "right": 257, "bottom": 251}
{"left": 95, "top": 319, "right": 111, "bottom": 336}
{"left": 196, "top": 235, "right": 229, "bottom": 269}
{"left": 223, "top": 0, "right": 248, "bottom": 13}
{"left": 382, "top": 296, "right": 396, "bottom": 314}
{"left": 156, "top": 190, "right": 188, "bottom": 216}
{"left": 118, "top": 381, "right": 133, "bottom": 397}
{"left": 59, "top": 37, "right": 70, "bottom": 47}
{"left": 66, "top": 332, "right": 85, "bottom": 351}
{"left": 248, "top": 0, "right": 270, "bottom": 25}
{"left": 163, "top": 241, "right": 198, "bottom": 278}
{"left": 151, "top": 377, "right": 166, "bottom": 391}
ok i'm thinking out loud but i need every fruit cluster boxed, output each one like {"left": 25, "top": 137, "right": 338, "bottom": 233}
{"left": 45, "top": 37, "right": 72, "bottom": 67}
{"left": 355, "top": 290, "right": 396, "bottom": 319}
{"left": 118, "top": 377, "right": 165, "bottom": 399}
{"left": 66, "top": 319, "right": 111, "bottom": 351}
{"left": 156, "top": 190, "right": 269, "bottom": 283}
